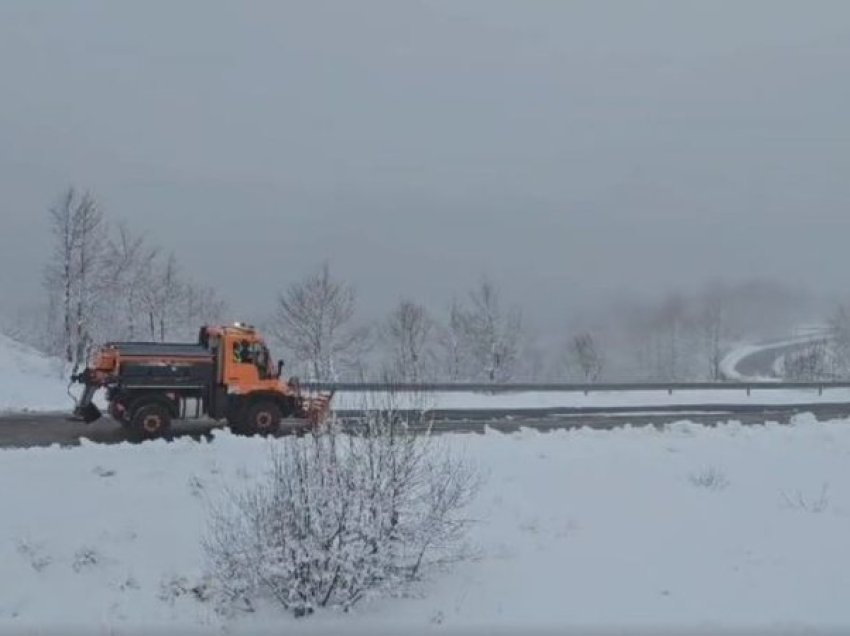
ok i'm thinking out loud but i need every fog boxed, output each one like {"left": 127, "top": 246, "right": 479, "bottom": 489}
{"left": 1, "top": 0, "right": 848, "bottom": 334}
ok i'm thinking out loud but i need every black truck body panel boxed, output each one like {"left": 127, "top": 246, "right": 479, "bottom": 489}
{"left": 119, "top": 360, "right": 215, "bottom": 388}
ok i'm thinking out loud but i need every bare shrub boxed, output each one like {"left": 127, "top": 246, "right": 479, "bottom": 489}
{"left": 71, "top": 547, "right": 100, "bottom": 573}
{"left": 829, "top": 304, "right": 850, "bottom": 378}
{"left": 783, "top": 340, "right": 830, "bottom": 381}
{"left": 781, "top": 483, "right": 830, "bottom": 513}
{"left": 204, "top": 409, "right": 479, "bottom": 617}
{"left": 16, "top": 539, "right": 52, "bottom": 572}
{"left": 688, "top": 466, "right": 730, "bottom": 491}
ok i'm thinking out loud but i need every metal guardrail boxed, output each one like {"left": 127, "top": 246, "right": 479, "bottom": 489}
{"left": 303, "top": 381, "right": 850, "bottom": 395}
{"left": 333, "top": 402, "right": 850, "bottom": 420}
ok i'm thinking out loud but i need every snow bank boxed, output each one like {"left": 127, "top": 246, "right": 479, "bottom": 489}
{"left": 2, "top": 419, "right": 850, "bottom": 632}
{"left": 0, "top": 333, "right": 71, "bottom": 412}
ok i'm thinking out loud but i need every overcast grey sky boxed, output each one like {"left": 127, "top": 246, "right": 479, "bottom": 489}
{"left": 1, "top": 0, "right": 848, "bottom": 331}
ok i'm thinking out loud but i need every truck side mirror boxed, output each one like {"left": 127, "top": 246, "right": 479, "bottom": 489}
{"left": 277, "top": 359, "right": 284, "bottom": 379}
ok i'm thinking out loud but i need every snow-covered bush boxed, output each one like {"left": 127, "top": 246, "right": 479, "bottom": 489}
{"left": 203, "top": 409, "right": 478, "bottom": 617}
{"left": 688, "top": 466, "right": 730, "bottom": 491}
{"left": 781, "top": 483, "right": 830, "bottom": 513}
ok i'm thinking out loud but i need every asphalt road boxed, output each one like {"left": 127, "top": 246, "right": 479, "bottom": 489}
{"left": 734, "top": 340, "right": 822, "bottom": 379}
{"left": 2, "top": 404, "right": 850, "bottom": 449}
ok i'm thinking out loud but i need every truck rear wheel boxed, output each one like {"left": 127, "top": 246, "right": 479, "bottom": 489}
{"left": 129, "top": 403, "right": 172, "bottom": 439}
{"left": 240, "top": 401, "right": 282, "bottom": 436}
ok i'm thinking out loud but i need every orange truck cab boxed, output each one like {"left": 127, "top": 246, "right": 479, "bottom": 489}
{"left": 70, "top": 323, "right": 332, "bottom": 438}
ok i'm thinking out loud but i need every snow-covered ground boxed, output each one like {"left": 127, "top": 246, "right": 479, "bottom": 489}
{"left": 0, "top": 333, "right": 71, "bottom": 413}
{"left": 3, "top": 418, "right": 850, "bottom": 633}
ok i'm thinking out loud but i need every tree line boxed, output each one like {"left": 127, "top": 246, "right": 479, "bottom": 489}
{"left": 270, "top": 264, "right": 525, "bottom": 383}
{"left": 6, "top": 187, "right": 832, "bottom": 383}
{"left": 41, "top": 188, "right": 226, "bottom": 370}
{"left": 267, "top": 262, "right": 819, "bottom": 385}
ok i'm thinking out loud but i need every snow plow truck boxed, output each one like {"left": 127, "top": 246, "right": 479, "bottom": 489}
{"left": 69, "top": 324, "right": 333, "bottom": 438}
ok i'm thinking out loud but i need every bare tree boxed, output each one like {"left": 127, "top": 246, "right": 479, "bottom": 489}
{"left": 181, "top": 283, "right": 227, "bottom": 338}
{"left": 44, "top": 188, "right": 107, "bottom": 368}
{"left": 645, "top": 293, "right": 699, "bottom": 381}
{"left": 381, "top": 300, "right": 437, "bottom": 383}
{"left": 157, "top": 253, "right": 183, "bottom": 341}
{"left": 99, "top": 228, "right": 226, "bottom": 343}
{"left": 102, "top": 223, "right": 159, "bottom": 340}
{"left": 450, "top": 279, "right": 522, "bottom": 382}
{"left": 42, "top": 189, "right": 230, "bottom": 358}
{"left": 271, "top": 262, "right": 369, "bottom": 381}
{"left": 515, "top": 328, "right": 548, "bottom": 382}
{"left": 699, "top": 288, "right": 727, "bottom": 381}
{"left": 565, "top": 332, "right": 604, "bottom": 382}
{"left": 45, "top": 189, "right": 76, "bottom": 362}
{"left": 135, "top": 252, "right": 185, "bottom": 342}
{"left": 72, "top": 193, "right": 107, "bottom": 364}
{"left": 436, "top": 300, "right": 467, "bottom": 381}
{"left": 829, "top": 304, "right": 850, "bottom": 378}
{"left": 783, "top": 340, "right": 830, "bottom": 380}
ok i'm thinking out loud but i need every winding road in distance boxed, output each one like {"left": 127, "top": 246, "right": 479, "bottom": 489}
{"left": 725, "top": 326, "right": 830, "bottom": 381}
{"left": 733, "top": 340, "right": 813, "bottom": 379}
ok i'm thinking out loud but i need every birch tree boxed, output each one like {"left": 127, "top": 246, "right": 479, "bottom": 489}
{"left": 44, "top": 188, "right": 230, "bottom": 355}
{"left": 381, "top": 300, "right": 436, "bottom": 383}
{"left": 437, "top": 301, "right": 467, "bottom": 381}
{"left": 451, "top": 279, "right": 522, "bottom": 382}
{"left": 44, "top": 188, "right": 107, "bottom": 368}
{"left": 699, "top": 289, "right": 727, "bottom": 381}
{"left": 271, "top": 262, "right": 369, "bottom": 381}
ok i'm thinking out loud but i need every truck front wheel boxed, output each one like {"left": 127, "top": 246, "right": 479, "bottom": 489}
{"left": 129, "top": 403, "right": 172, "bottom": 439}
{"left": 240, "top": 401, "right": 282, "bottom": 436}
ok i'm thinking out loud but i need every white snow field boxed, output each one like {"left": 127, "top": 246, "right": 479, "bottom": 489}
{"left": 2, "top": 418, "right": 850, "bottom": 634}
{"left": 0, "top": 333, "right": 71, "bottom": 413}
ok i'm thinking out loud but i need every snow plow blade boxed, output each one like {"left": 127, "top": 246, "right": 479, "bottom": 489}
{"left": 70, "top": 402, "right": 102, "bottom": 423}
{"left": 299, "top": 391, "right": 334, "bottom": 426}
{"left": 68, "top": 372, "right": 102, "bottom": 423}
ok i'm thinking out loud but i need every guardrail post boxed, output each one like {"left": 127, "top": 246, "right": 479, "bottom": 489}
{"left": 819, "top": 384, "right": 823, "bottom": 396}
{"left": 746, "top": 385, "right": 751, "bottom": 396}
